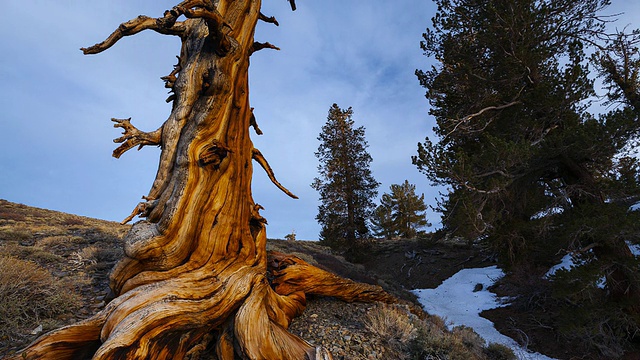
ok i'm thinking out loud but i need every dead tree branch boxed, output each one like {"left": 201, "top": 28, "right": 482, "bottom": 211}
{"left": 111, "top": 118, "right": 162, "bottom": 159}
{"left": 252, "top": 148, "right": 298, "bottom": 199}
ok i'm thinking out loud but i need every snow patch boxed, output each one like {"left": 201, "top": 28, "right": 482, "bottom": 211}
{"left": 627, "top": 241, "right": 640, "bottom": 256}
{"left": 545, "top": 252, "right": 607, "bottom": 288}
{"left": 412, "top": 266, "right": 556, "bottom": 360}
{"left": 545, "top": 253, "right": 575, "bottom": 278}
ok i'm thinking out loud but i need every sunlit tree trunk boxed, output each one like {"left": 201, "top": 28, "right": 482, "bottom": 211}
{"left": 8, "top": 1, "right": 395, "bottom": 359}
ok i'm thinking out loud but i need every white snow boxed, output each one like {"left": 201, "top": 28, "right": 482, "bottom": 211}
{"left": 627, "top": 241, "right": 640, "bottom": 256}
{"left": 547, "top": 242, "right": 640, "bottom": 284}
{"left": 545, "top": 253, "right": 575, "bottom": 278}
{"left": 412, "top": 266, "right": 556, "bottom": 360}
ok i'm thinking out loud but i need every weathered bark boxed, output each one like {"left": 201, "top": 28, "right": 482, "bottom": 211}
{"left": 7, "top": 1, "right": 396, "bottom": 359}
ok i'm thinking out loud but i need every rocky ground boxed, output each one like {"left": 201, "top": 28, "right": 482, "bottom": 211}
{"left": 0, "top": 198, "right": 590, "bottom": 359}
{"left": 289, "top": 298, "right": 391, "bottom": 360}
{"left": 0, "top": 199, "right": 506, "bottom": 359}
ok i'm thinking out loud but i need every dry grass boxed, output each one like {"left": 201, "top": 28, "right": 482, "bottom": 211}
{"left": 36, "top": 235, "right": 86, "bottom": 248}
{"left": 363, "top": 304, "right": 515, "bottom": 360}
{"left": 0, "top": 257, "right": 79, "bottom": 344}
{"left": 1, "top": 242, "right": 65, "bottom": 264}
{"left": 364, "top": 304, "right": 418, "bottom": 359}
{"left": 0, "top": 227, "right": 31, "bottom": 242}
{"left": 0, "top": 199, "right": 128, "bottom": 355}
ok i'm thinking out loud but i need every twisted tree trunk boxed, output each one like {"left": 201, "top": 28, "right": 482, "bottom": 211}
{"left": 8, "top": 1, "right": 395, "bottom": 359}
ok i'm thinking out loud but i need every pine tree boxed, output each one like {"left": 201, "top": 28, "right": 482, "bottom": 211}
{"left": 372, "top": 180, "right": 431, "bottom": 239}
{"left": 312, "top": 104, "right": 379, "bottom": 250}
{"left": 371, "top": 202, "right": 395, "bottom": 239}
{"left": 413, "top": 0, "right": 640, "bottom": 348}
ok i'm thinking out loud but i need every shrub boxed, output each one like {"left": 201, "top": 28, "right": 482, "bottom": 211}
{"left": 0, "top": 228, "right": 31, "bottom": 242}
{"left": 0, "top": 243, "right": 64, "bottom": 265}
{"left": 409, "top": 321, "right": 488, "bottom": 360}
{"left": 0, "top": 256, "right": 79, "bottom": 343}
{"left": 365, "top": 304, "right": 496, "bottom": 360}
{"left": 61, "top": 217, "right": 85, "bottom": 226}
{"left": 364, "top": 304, "right": 417, "bottom": 359}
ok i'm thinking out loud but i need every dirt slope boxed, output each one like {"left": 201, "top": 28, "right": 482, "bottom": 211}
{"left": 0, "top": 199, "right": 509, "bottom": 359}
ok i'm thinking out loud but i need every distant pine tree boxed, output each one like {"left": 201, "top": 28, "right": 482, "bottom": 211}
{"left": 372, "top": 180, "right": 431, "bottom": 239}
{"left": 312, "top": 104, "right": 379, "bottom": 251}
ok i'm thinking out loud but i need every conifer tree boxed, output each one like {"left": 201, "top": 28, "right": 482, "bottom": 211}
{"left": 372, "top": 180, "right": 430, "bottom": 239}
{"left": 371, "top": 203, "right": 395, "bottom": 240}
{"left": 312, "top": 104, "right": 379, "bottom": 250}
{"left": 413, "top": 0, "right": 640, "bottom": 349}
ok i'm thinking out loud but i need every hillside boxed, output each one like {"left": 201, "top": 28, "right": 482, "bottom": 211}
{"left": 0, "top": 199, "right": 522, "bottom": 359}
{"left": 7, "top": 199, "right": 636, "bottom": 359}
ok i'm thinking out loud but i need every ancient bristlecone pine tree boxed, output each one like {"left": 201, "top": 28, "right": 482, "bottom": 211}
{"left": 8, "top": 1, "right": 395, "bottom": 359}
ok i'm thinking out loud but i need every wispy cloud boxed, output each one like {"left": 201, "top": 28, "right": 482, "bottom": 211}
{"left": 0, "top": 1, "right": 442, "bottom": 239}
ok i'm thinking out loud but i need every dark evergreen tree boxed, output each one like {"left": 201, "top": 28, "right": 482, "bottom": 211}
{"left": 372, "top": 180, "right": 431, "bottom": 239}
{"left": 413, "top": 0, "right": 640, "bottom": 353}
{"left": 312, "top": 104, "right": 379, "bottom": 250}
{"left": 371, "top": 202, "right": 395, "bottom": 240}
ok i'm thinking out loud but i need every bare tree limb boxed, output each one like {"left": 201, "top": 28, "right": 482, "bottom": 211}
{"left": 80, "top": 0, "right": 233, "bottom": 55}
{"left": 249, "top": 108, "right": 263, "bottom": 135}
{"left": 252, "top": 148, "right": 298, "bottom": 199}
{"left": 251, "top": 42, "right": 281, "bottom": 54}
{"left": 111, "top": 118, "right": 163, "bottom": 159}
{"left": 161, "top": 56, "right": 183, "bottom": 89}
{"left": 179, "top": 4, "right": 230, "bottom": 31}
{"left": 81, "top": 14, "right": 185, "bottom": 55}
{"left": 259, "top": 12, "right": 279, "bottom": 26}
{"left": 121, "top": 196, "right": 158, "bottom": 224}
{"left": 444, "top": 100, "right": 521, "bottom": 139}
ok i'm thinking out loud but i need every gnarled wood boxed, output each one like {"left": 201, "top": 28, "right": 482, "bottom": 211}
{"left": 268, "top": 251, "right": 396, "bottom": 303}
{"left": 7, "top": 1, "right": 397, "bottom": 359}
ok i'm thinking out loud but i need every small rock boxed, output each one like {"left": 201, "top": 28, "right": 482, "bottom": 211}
{"left": 30, "top": 324, "right": 43, "bottom": 335}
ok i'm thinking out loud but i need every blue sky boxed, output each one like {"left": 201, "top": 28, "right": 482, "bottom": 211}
{"left": 1, "top": 1, "right": 639, "bottom": 240}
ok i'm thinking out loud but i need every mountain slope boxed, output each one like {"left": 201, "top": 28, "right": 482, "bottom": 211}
{"left": 0, "top": 199, "right": 511, "bottom": 359}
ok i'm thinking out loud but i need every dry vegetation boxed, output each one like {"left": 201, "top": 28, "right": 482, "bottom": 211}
{"left": 363, "top": 305, "right": 515, "bottom": 360}
{"left": 0, "top": 199, "right": 515, "bottom": 359}
{"left": 0, "top": 199, "right": 127, "bottom": 355}
{"left": 0, "top": 257, "right": 78, "bottom": 343}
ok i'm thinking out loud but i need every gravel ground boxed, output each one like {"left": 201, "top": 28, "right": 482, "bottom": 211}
{"left": 288, "top": 297, "right": 390, "bottom": 360}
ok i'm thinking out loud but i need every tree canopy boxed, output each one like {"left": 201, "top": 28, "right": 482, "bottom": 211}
{"left": 414, "top": 0, "right": 640, "bottom": 262}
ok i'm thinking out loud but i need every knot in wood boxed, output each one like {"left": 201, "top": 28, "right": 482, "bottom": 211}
{"left": 267, "top": 252, "right": 298, "bottom": 272}
{"left": 198, "top": 141, "right": 231, "bottom": 168}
